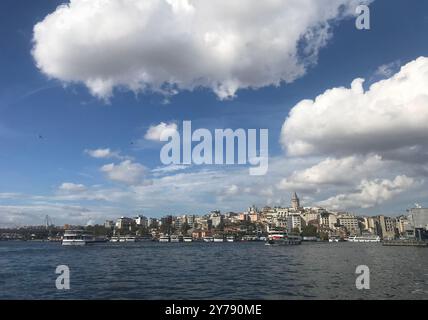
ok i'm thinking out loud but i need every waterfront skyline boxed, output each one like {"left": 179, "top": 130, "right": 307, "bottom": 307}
{"left": 1, "top": 1, "right": 428, "bottom": 227}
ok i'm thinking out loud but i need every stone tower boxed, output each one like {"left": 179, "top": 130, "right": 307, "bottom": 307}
{"left": 291, "top": 192, "right": 300, "bottom": 209}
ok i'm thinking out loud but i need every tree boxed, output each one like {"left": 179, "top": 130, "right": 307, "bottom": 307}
{"left": 160, "top": 223, "right": 175, "bottom": 235}
{"left": 301, "top": 225, "right": 318, "bottom": 237}
{"left": 319, "top": 232, "right": 329, "bottom": 241}
{"left": 181, "top": 222, "right": 191, "bottom": 235}
{"left": 291, "top": 227, "right": 301, "bottom": 235}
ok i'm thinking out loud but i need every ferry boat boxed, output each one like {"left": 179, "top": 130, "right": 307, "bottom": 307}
{"left": 242, "top": 235, "right": 258, "bottom": 241}
{"left": 62, "top": 230, "right": 103, "bottom": 246}
{"left": 348, "top": 235, "right": 381, "bottom": 243}
{"left": 266, "top": 231, "right": 301, "bottom": 246}
{"left": 203, "top": 236, "right": 214, "bottom": 242}
{"left": 183, "top": 236, "right": 193, "bottom": 242}
{"left": 110, "top": 236, "right": 120, "bottom": 243}
{"left": 110, "top": 236, "right": 138, "bottom": 242}
{"left": 159, "top": 235, "right": 170, "bottom": 243}
{"left": 124, "top": 236, "right": 138, "bottom": 242}
{"left": 213, "top": 236, "right": 224, "bottom": 242}
{"left": 170, "top": 235, "right": 183, "bottom": 243}
{"left": 48, "top": 236, "right": 62, "bottom": 242}
{"left": 226, "top": 236, "right": 235, "bottom": 243}
{"left": 328, "top": 237, "right": 343, "bottom": 242}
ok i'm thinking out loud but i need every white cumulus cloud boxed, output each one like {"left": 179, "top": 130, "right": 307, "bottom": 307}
{"left": 58, "top": 182, "right": 87, "bottom": 192}
{"left": 85, "top": 148, "right": 124, "bottom": 159}
{"left": 101, "top": 160, "right": 147, "bottom": 185}
{"left": 318, "top": 175, "right": 416, "bottom": 210}
{"left": 145, "top": 122, "right": 178, "bottom": 141}
{"left": 32, "top": 0, "right": 370, "bottom": 100}
{"left": 279, "top": 155, "right": 384, "bottom": 192}
{"left": 281, "top": 57, "right": 428, "bottom": 158}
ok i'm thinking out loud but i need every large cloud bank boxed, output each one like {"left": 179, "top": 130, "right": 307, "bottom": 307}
{"left": 281, "top": 57, "right": 428, "bottom": 159}
{"left": 32, "top": 0, "right": 369, "bottom": 99}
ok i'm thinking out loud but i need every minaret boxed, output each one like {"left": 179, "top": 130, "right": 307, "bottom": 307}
{"left": 291, "top": 192, "right": 300, "bottom": 209}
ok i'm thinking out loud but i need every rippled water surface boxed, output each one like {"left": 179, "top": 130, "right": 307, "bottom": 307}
{"left": 0, "top": 241, "right": 427, "bottom": 299}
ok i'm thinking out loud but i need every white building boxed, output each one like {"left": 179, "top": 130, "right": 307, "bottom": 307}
{"left": 287, "top": 214, "right": 302, "bottom": 233}
{"left": 319, "top": 212, "right": 338, "bottom": 230}
{"left": 115, "top": 217, "right": 134, "bottom": 230}
{"left": 104, "top": 220, "right": 114, "bottom": 228}
{"left": 408, "top": 207, "right": 428, "bottom": 230}
{"left": 134, "top": 215, "right": 148, "bottom": 228}
{"left": 211, "top": 214, "right": 223, "bottom": 228}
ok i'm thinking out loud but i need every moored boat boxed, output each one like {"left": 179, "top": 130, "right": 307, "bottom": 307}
{"left": 266, "top": 230, "right": 301, "bottom": 246}
{"left": 226, "top": 236, "right": 235, "bottom": 243}
{"left": 125, "top": 236, "right": 138, "bottom": 242}
{"left": 159, "top": 235, "right": 170, "bottom": 243}
{"left": 203, "top": 236, "right": 214, "bottom": 242}
{"left": 170, "top": 235, "right": 183, "bottom": 243}
{"left": 348, "top": 235, "right": 381, "bottom": 243}
{"left": 183, "top": 236, "right": 193, "bottom": 242}
{"left": 110, "top": 236, "right": 120, "bottom": 242}
{"left": 62, "top": 230, "right": 105, "bottom": 246}
{"left": 214, "top": 236, "right": 224, "bottom": 242}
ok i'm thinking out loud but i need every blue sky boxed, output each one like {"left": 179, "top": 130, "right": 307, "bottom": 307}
{"left": 1, "top": 0, "right": 428, "bottom": 226}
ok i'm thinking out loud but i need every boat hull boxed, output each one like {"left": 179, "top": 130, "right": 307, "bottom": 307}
{"left": 62, "top": 240, "right": 87, "bottom": 246}
{"left": 266, "top": 239, "right": 301, "bottom": 246}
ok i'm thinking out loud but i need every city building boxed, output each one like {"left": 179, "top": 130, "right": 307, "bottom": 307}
{"left": 246, "top": 205, "right": 259, "bottom": 222}
{"left": 104, "top": 220, "right": 114, "bottom": 228}
{"left": 192, "top": 230, "right": 212, "bottom": 239}
{"left": 115, "top": 217, "right": 135, "bottom": 230}
{"left": 395, "top": 215, "right": 411, "bottom": 235}
{"left": 134, "top": 215, "right": 148, "bottom": 228}
{"left": 319, "top": 212, "right": 338, "bottom": 230}
{"left": 362, "top": 216, "right": 377, "bottom": 234}
{"left": 287, "top": 214, "right": 302, "bottom": 233}
{"left": 408, "top": 207, "right": 428, "bottom": 230}
{"left": 210, "top": 213, "right": 223, "bottom": 228}
{"left": 186, "top": 215, "right": 196, "bottom": 229}
{"left": 376, "top": 215, "right": 396, "bottom": 239}
{"left": 302, "top": 211, "right": 318, "bottom": 224}
{"left": 337, "top": 214, "right": 360, "bottom": 235}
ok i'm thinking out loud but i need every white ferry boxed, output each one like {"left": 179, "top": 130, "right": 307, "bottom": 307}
{"left": 110, "top": 236, "right": 120, "bottom": 243}
{"left": 328, "top": 237, "right": 342, "bottom": 242}
{"left": 183, "top": 237, "right": 193, "bottom": 242}
{"left": 159, "top": 235, "right": 170, "bottom": 243}
{"left": 266, "top": 231, "right": 301, "bottom": 246}
{"left": 214, "top": 236, "right": 224, "bottom": 243}
{"left": 203, "top": 236, "right": 214, "bottom": 242}
{"left": 226, "top": 236, "right": 235, "bottom": 243}
{"left": 110, "top": 236, "right": 138, "bottom": 242}
{"left": 348, "top": 235, "right": 381, "bottom": 243}
{"left": 170, "top": 235, "right": 183, "bottom": 243}
{"left": 124, "top": 236, "right": 138, "bottom": 242}
{"left": 62, "top": 230, "right": 100, "bottom": 246}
